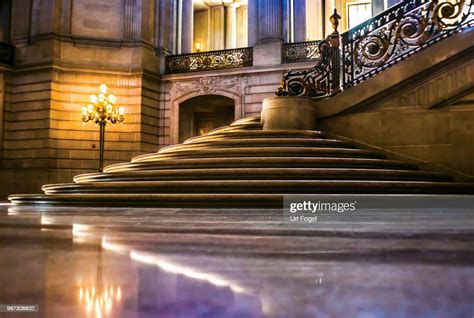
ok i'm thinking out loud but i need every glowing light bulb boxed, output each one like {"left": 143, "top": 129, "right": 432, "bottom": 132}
{"left": 108, "top": 94, "right": 116, "bottom": 104}
{"left": 100, "top": 84, "right": 108, "bottom": 94}
{"left": 87, "top": 105, "right": 94, "bottom": 113}
{"left": 98, "top": 93, "right": 105, "bottom": 102}
{"left": 82, "top": 106, "right": 88, "bottom": 116}
{"left": 90, "top": 94, "right": 98, "bottom": 103}
{"left": 118, "top": 107, "right": 125, "bottom": 116}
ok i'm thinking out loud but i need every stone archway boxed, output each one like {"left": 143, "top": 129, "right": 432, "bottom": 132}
{"left": 178, "top": 95, "right": 235, "bottom": 142}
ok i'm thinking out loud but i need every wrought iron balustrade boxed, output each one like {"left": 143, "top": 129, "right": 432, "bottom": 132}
{"left": 276, "top": 11, "right": 342, "bottom": 97}
{"left": 282, "top": 40, "right": 322, "bottom": 63}
{"left": 166, "top": 47, "right": 253, "bottom": 74}
{"left": 0, "top": 42, "right": 14, "bottom": 65}
{"left": 276, "top": 0, "right": 473, "bottom": 98}
{"left": 342, "top": 0, "right": 473, "bottom": 89}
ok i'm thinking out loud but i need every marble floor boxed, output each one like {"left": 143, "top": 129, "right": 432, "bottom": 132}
{"left": 0, "top": 200, "right": 473, "bottom": 318}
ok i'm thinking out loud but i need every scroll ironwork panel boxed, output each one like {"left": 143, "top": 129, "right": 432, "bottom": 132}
{"left": 166, "top": 47, "right": 253, "bottom": 74}
{"left": 282, "top": 40, "right": 323, "bottom": 63}
{"left": 342, "top": 0, "right": 474, "bottom": 89}
{"left": 276, "top": 10, "right": 342, "bottom": 98}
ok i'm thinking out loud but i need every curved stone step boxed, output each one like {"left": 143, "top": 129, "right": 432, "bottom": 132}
{"left": 208, "top": 122, "right": 262, "bottom": 134}
{"left": 73, "top": 168, "right": 451, "bottom": 183}
{"left": 155, "top": 137, "right": 347, "bottom": 155}
{"left": 9, "top": 189, "right": 474, "bottom": 207}
{"left": 230, "top": 116, "right": 261, "bottom": 125}
{"left": 104, "top": 157, "right": 420, "bottom": 173}
{"left": 160, "top": 138, "right": 357, "bottom": 152}
{"left": 41, "top": 180, "right": 474, "bottom": 195}
{"left": 132, "top": 147, "right": 386, "bottom": 163}
{"left": 8, "top": 193, "right": 282, "bottom": 207}
{"left": 184, "top": 130, "right": 327, "bottom": 143}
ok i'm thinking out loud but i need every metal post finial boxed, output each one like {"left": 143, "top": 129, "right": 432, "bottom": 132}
{"left": 329, "top": 9, "right": 341, "bottom": 33}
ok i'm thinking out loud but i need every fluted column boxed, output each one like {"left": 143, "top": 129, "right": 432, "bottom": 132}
{"left": 181, "top": 0, "right": 193, "bottom": 53}
{"left": 236, "top": 5, "right": 248, "bottom": 47}
{"left": 293, "top": 0, "right": 306, "bottom": 42}
{"left": 157, "top": 0, "right": 175, "bottom": 54}
{"left": 258, "top": 0, "right": 284, "bottom": 43}
{"left": 225, "top": 4, "right": 238, "bottom": 49}
{"left": 247, "top": 0, "right": 258, "bottom": 46}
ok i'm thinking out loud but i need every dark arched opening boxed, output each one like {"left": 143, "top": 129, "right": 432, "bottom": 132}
{"left": 179, "top": 95, "right": 235, "bottom": 142}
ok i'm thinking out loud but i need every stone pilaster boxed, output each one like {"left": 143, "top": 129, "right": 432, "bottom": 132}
{"left": 293, "top": 0, "right": 306, "bottom": 42}
{"left": 181, "top": 0, "right": 193, "bottom": 53}
{"left": 247, "top": 0, "right": 258, "bottom": 47}
{"left": 210, "top": 5, "right": 224, "bottom": 50}
{"left": 31, "top": 0, "right": 57, "bottom": 36}
{"left": 156, "top": 0, "right": 175, "bottom": 54}
{"left": 236, "top": 5, "right": 248, "bottom": 47}
{"left": 225, "top": 4, "right": 238, "bottom": 49}
{"left": 141, "top": 0, "right": 154, "bottom": 43}
{"left": 60, "top": 0, "right": 72, "bottom": 36}
{"left": 124, "top": 0, "right": 142, "bottom": 41}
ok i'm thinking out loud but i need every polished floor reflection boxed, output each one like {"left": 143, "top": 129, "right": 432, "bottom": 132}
{"left": 0, "top": 203, "right": 473, "bottom": 318}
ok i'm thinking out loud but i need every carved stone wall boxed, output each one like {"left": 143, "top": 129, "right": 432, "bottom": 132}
{"left": 318, "top": 55, "right": 474, "bottom": 179}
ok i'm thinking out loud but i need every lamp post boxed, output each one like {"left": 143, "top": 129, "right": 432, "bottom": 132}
{"left": 82, "top": 84, "right": 125, "bottom": 172}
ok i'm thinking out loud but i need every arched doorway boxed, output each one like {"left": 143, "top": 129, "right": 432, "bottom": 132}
{"left": 179, "top": 95, "right": 235, "bottom": 142}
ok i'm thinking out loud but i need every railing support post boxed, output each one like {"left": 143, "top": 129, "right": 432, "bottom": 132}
{"left": 328, "top": 9, "right": 342, "bottom": 95}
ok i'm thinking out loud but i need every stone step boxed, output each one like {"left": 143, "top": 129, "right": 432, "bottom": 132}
{"left": 10, "top": 180, "right": 474, "bottom": 207}
{"left": 162, "top": 138, "right": 357, "bottom": 151}
{"left": 41, "top": 180, "right": 474, "bottom": 195}
{"left": 184, "top": 130, "right": 327, "bottom": 143}
{"left": 73, "top": 168, "right": 451, "bottom": 183}
{"left": 229, "top": 116, "right": 261, "bottom": 125}
{"left": 8, "top": 193, "right": 282, "bottom": 207}
{"left": 132, "top": 147, "right": 386, "bottom": 163}
{"left": 104, "top": 157, "right": 419, "bottom": 173}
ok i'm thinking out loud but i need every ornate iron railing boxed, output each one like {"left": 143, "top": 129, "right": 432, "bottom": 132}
{"left": 276, "top": 0, "right": 473, "bottom": 98}
{"left": 0, "top": 42, "right": 14, "bottom": 65}
{"left": 342, "top": 0, "right": 473, "bottom": 89}
{"left": 282, "top": 40, "right": 322, "bottom": 63}
{"left": 165, "top": 47, "right": 253, "bottom": 74}
{"left": 276, "top": 11, "right": 342, "bottom": 97}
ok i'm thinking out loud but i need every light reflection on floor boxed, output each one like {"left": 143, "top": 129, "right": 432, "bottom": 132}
{"left": 0, "top": 204, "right": 473, "bottom": 318}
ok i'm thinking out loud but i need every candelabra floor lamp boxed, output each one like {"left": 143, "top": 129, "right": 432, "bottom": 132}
{"left": 82, "top": 84, "right": 125, "bottom": 172}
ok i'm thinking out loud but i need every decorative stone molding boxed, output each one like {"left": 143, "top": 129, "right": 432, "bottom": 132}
{"left": 381, "top": 60, "right": 474, "bottom": 109}
{"left": 168, "top": 75, "right": 248, "bottom": 144}
{"left": 170, "top": 75, "right": 247, "bottom": 99}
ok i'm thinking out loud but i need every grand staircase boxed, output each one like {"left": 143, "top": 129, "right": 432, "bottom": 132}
{"left": 9, "top": 116, "right": 474, "bottom": 206}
